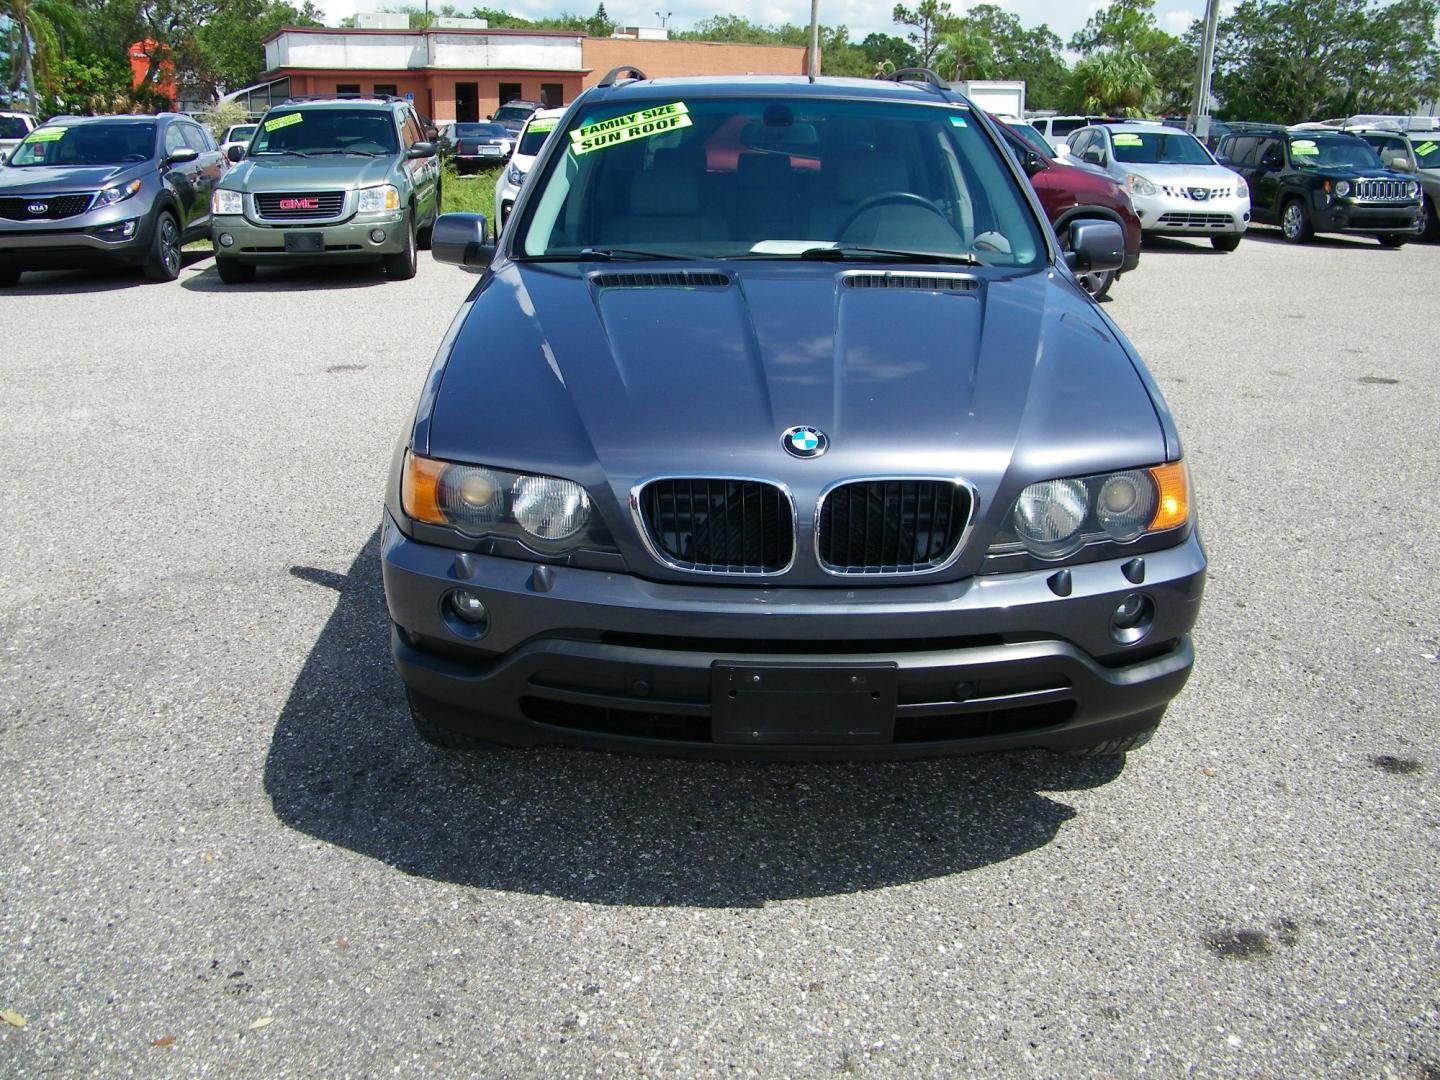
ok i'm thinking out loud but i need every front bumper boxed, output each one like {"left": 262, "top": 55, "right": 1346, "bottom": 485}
{"left": 1315, "top": 199, "right": 1423, "bottom": 235}
{"left": 0, "top": 213, "right": 154, "bottom": 269}
{"left": 382, "top": 513, "right": 1207, "bottom": 759}
{"left": 1133, "top": 191, "right": 1249, "bottom": 235}
{"left": 211, "top": 211, "right": 406, "bottom": 263}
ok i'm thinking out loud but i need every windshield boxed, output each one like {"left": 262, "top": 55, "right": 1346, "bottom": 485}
{"left": 0, "top": 117, "right": 31, "bottom": 139}
{"left": 1288, "top": 137, "right": 1381, "bottom": 168}
{"left": 225, "top": 125, "right": 257, "bottom": 143}
{"left": 251, "top": 109, "right": 398, "bottom": 156}
{"left": 8, "top": 123, "right": 156, "bottom": 166}
{"left": 1007, "top": 122, "right": 1052, "bottom": 157}
{"left": 1110, "top": 130, "right": 1212, "bottom": 165}
{"left": 1411, "top": 136, "right": 1440, "bottom": 169}
{"left": 517, "top": 96, "right": 1044, "bottom": 267}
{"left": 518, "top": 116, "right": 559, "bottom": 156}
{"left": 454, "top": 123, "right": 509, "bottom": 139}
{"left": 494, "top": 105, "right": 534, "bottom": 123}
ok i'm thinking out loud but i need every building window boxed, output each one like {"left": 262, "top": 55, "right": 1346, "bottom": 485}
{"left": 455, "top": 81, "right": 479, "bottom": 123}
{"left": 541, "top": 83, "right": 563, "bottom": 107}
{"left": 374, "top": 84, "right": 398, "bottom": 97}
{"left": 337, "top": 83, "right": 360, "bottom": 95}
{"left": 499, "top": 82, "right": 521, "bottom": 105}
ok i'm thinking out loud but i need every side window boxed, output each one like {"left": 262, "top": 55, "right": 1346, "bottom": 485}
{"left": 163, "top": 124, "right": 187, "bottom": 156}
{"left": 1258, "top": 138, "right": 1281, "bottom": 168}
{"left": 181, "top": 124, "right": 211, "bottom": 152}
{"left": 1070, "top": 130, "right": 1093, "bottom": 156}
{"left": 1224, "top": 135, "right": 1250, "bottom": 165}
{"left": 337, "top": 83, "right": 360, "bottom": 95}
{"left": 401, "top": 112, "right": 423, "bottom": 147}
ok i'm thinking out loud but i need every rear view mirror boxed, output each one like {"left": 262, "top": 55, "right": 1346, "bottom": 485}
{"left": 1021, "top": 149, "right": 1048, "bottom": 176}
{"left": 432, "top": 212, "right": 494, "bottom": 270}
{"left": 1383, "top": 152, "right": 1413, "bottom": 172}
{"left": 1065, "top": 219, "right": 1125, "bottom": 275}
{"left": 1081, "top": 146, "right": 1105, "bottom": 166}
{"left": 167, "top": 146, "right": 199, "bottom": 165}
{"left": 226, "top": 144, "right": 246, "bottom": 163}
{"left": 407, "top": 141, "right": 436, "bottom": 159}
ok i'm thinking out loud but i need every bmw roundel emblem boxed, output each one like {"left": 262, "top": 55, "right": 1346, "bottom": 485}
{"left": 781, "top": 425, "right": 828, "bottom": 459}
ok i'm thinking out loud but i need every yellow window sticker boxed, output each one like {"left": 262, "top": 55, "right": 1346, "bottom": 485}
{"left": 264, "top": 113, "right": 303, "bottom": 133}
{"left": 1291, "top": 139, "right": 1318, "bottom": 156}
{"left": 25, "top": 128, "right": 66, "bottom": 143}
{"left": 1113, "top": 133, "right": 1143, "bottom": 146}
{"left": 570, "top": 102, "right": 691, "bottom": 156}
{"left": 1415, "top": 140, "right": 1436, "bottom": 157}
{"left": 527, "top": 118, "right": 558, "bottom": 134}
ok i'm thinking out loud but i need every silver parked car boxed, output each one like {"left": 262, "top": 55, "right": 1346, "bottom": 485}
{"left": 1068, "top": 122, "right": 1250, "bottom": 251}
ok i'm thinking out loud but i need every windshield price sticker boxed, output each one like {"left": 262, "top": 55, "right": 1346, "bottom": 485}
{"left": 1291, "top": 139, "right": 1318, "bottom": 156}
{"left": 264, "top": 113, "right": 303, "bottom": 133}
{"left": 570, "top": 102, "right": 691, "bottom": 155}
{"left": 1113, "top": 133, "right": 1143, "bottom": 146}
{"left": 528, "top": 118, "right": 559, "bottom": 134}
{"left": 1415, "top": 140, "right": 1437, "bottom": 157}
{"left": 25, "top": 128, "right": 66, "bottom": 143}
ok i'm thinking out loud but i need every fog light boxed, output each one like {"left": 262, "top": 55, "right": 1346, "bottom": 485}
{"left": 121, "top": 219, "right": 137, "bottom": 238}
{"left": 218, "top": 232, "right": 234, "bottom": 248}
{"left": 1110, "top": 592, "right": 1155, "bottom": 645}
{"left": 445, "top": 589, "right": 489, "bottom": 637}
{"left": 369, "top": 228, "right": 386, "bottom": 244}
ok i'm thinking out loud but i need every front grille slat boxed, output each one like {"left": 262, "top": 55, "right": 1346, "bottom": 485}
{"left": 0, "top": 193, "right": 94, "bottom": 220}
{"left": 1354, "top": 178, "right": 1409, "bottom": 201}
{"left": 817, "top": 480, "right": 971, "bottom": 575}
{"left": 637, "top": 478, "right": 793, "bottom": 574}
{"left": 254, "top": 191, "right": 346, "bottom": 220}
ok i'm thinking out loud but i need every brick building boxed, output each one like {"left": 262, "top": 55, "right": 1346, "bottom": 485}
{"left": 259, "top": 27, "right": 811, "bottom": 124}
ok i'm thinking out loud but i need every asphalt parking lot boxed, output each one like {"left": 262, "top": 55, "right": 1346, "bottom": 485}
{"left": 2, "top": 230, "right": 1437, "bottom": 1078}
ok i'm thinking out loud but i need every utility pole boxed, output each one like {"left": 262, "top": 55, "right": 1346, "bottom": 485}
{"left": 1188, "top": 0, "right": 1221, "bottom": 138}
{"left": 807, "top": 0, "right": 819, "bottom": 78}
{"left": 654, "top": 10, "right": 671, "bottom": 27}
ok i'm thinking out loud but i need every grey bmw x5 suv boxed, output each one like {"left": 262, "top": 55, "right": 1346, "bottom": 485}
{"left": 382, "top": 69, "right": 1206, "bottom": 760}
{"left": 0, "top": 112, "right": 223, "bottom": 286}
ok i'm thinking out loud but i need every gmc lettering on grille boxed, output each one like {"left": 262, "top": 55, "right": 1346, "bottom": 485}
{"left": 278, "top": 197, "right": 319, "bottom": 210}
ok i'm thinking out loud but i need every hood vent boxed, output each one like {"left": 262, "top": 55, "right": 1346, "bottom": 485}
{"left": 842, "top": 271, "right": 978, "bottom": 293}
{"left": 592, "top": 271, "right": 731, "bottom": 289}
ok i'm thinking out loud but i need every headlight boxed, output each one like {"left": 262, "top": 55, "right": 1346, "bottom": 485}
{"left": 1408, "top": 180, "right": 1420, "bottom": 198}
{"left": 211, "top": 188, "right": 243, "bottom": 215}
{"left": 94, "top": 179, "right": 142, "bottom": 207}
{"left": 990, "top": 463, "right": 1191, "bottom": 562}
{"left": 506, "top": 162, "right": 526, "bottom": 186}
{"left": 402, "top": 452, "right": 613, "bottom": 553}
{"left": 357, "top": 184, "right": 400, "bottom": 212}
{"left": 1125, "top": 173, "right": 1157, "bottom": 197}
{"left": 1334, "top": 180, "right": 1351, "bottom": 198}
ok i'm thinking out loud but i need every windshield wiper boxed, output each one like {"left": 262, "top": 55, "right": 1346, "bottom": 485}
{"left": 797, "top": 245, "right": 982, "bottom": 265}
{"left": 254, "top": 149, "right": 316, "bottom": 158}
{"left": 316, "top": 149, "right": 385, "bottom": 156}
{"left": 576, "top": 247, "right": 693, "bottom": 261}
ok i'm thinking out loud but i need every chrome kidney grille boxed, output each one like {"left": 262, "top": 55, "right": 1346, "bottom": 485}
{"left": 636, "top": 479, "right": 794, "bottom": 574}
{"left": 816, "top": 480, "right": 972, "bottom": 575}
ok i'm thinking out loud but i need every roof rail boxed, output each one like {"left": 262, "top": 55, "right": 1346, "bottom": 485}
{"left": 596, "top": 65, "right": 647, "bottom": 88}
{"left": 882, "top": 68, "right": 950, "bottom": 94}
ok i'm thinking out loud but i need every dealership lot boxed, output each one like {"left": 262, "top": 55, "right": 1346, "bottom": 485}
{"left": 1, "top": 234, "right": 1437, "bottom": 1076}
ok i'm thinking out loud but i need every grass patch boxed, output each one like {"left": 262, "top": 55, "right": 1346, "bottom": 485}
{"left": 441, "top": 162, "right": 501, "bottom": 221}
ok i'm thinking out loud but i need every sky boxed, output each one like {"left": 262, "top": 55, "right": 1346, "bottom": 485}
{"left": 318, "top": 0, "right": 1215, "bottom": 44}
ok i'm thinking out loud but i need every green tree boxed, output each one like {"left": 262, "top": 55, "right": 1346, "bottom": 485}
{"left": 195, "top": 0, "right": 321, "bottom": 94}
{"left": 585, "top": 1, "right": 612, "bottom": 36}
{"left": 858, "top": 31, "right": 917, "bottom": 75}
{"left": 41, "top": 51, "right": 132, "bottom": 114}
{"left": 934, "top": 26, "right": 995, "bottom": 82}
{"left": 3, "top": 0, "right": 84, "bottom": 112}
{"left": 943, "top": 4, "right": 1068, "bottom": 109}
{"left": 1065, "top": 47, "right": 1158, "bottom": 116}
{"left": 1070, "top": 0, "right": 1193, "bottom": 115}
{"left": 1213, "top": 0, "right": 1440, "bottom": 121}
{"left": 891, "top": 0, "right": 953, "bottom": 69}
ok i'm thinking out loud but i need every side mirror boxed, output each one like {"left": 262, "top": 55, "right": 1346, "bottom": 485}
{"left": 1081, "top": 146, "right": 1105, "bottom": 166}
{"left": 1215, "top": 154, "right": 1231, "bottom": 165}
{"left": 1065, "top": 219, "right": 1125, "bottom": 275}
{"left": 432, "top": 212, "right": 494, "bottom": 269}
{"left": 1020, "top": 149, "right": 1048, "bottom": 176}
{"left": 167, "top": 146, "right": 199, "bottom": 165}
{"left": 1384, "top": 152, "right": 1413, "bottom": 172}
{"left": 1261, "top": 152, "right": 1283, "bottom": 168}
{"left": 226, "top": 144, "right": 246, "bottom": 163}
{"left": 407, "top": 141, "right": 437, "bottom": 159}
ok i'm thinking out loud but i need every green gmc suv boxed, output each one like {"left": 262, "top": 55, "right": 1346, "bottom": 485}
{"left": 210, "top": 96, "right": 441, "bottom": 283}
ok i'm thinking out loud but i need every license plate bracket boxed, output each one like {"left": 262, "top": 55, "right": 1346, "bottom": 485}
{"left": 284, "top": 231, "right": 324, "bottom": 253}
{"left": 711, "top": 662, "right": 898, "bottom": 746}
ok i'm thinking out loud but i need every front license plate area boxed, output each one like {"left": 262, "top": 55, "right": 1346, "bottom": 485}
{"left": 284, "top": 231, "right": 324, "bottom": 252}
{"left": 711, "top": 662, "right": 898, "bottom": 745}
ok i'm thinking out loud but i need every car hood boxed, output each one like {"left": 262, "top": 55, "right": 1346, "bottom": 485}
{"left": 1120, "top": 161, "right": 1240, "bottom": 186}
{"left": 222, "top": 155, "right": 395, "bottom": 191}
{"left": 0, "top": 162, "right": 148, "bottom": 192}
{"left": 423, "top": 261, "right": 1171, "bottom": 572}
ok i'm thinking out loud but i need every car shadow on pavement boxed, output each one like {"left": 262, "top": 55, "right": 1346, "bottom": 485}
{"left": 1240, "top": 228, "right": 1396, "bottom": 250}
{"left": 180, "top": 261, "right": 398, "bottom": 292}
{"left": 8, "top": 250, "right": 213, "bottom": 293}
{"left": 1138, "top": 235, "right": 1234, "bottom": 254}
{"left": 264, "top": 531, "right": 1125, "bottom": 908}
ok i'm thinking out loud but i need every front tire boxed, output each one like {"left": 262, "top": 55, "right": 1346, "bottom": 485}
{"left": 383, "top": 214, "right": 418, "bottom": 280}
{"left": 1077, "top": 268, "right": 1115, "bottom": 300}
{"left": 1280, "top": 199, "right": 1312, "bottom": 244}
{"left": 1211, "top": 233, "right": 1242, "bottom": 252}
{"left": 1378, "top": 234, "right": 1410, "bottom": 248}
{"left": 1424, "top": 195, "right": 1440, "bottom": 240}
{"left": 416, "top": 190, "right": 439, "bottom": 251}
{"left": 143, "top": 211, "right": 182, "bottom": 281}
{"left": 215, "top": 257, "right": 256, "bottom": 284}
{"left": 0, "top": 268, "right": 20, "bottom": 287}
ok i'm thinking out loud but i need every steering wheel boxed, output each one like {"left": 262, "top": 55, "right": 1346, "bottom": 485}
{"left": 837, "top": 191, "right": 950, "bottom": 237}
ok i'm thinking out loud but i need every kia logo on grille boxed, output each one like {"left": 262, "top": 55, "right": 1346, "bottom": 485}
{"left": 27, "top": 202, "right": 47, "bottom": 214}
{"left": 278, "top": 197, "right": 319, "bottom": 210}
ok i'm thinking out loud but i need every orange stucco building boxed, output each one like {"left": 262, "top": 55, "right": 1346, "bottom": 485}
{"left": 261, "top": 27, "right": 811, "bottom": 123}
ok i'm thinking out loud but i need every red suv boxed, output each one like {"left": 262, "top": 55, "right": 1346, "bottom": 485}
{"left": 995, "top": 118, "right": 1141, "bottom": 300}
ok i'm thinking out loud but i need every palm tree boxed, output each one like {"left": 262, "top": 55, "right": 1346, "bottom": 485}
{"left": 935, "top": 27, "right": 996, "bottom": 83}
{"left": 2, "top": 0, "right": 81, "bottom": 113}
{"left": 1066, "top": 47, "right": 1158, "bottom": 117}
